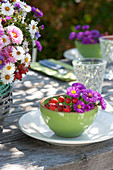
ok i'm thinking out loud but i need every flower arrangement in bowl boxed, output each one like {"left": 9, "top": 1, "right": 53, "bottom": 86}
{"left": 40, "top": 83, "right": 106, "bottom": 138}
{"left": 69, "top": 24, "right": 103, "bottom": 58}
{"left": 0, "top": 0, "right": 43, "bottom": 85}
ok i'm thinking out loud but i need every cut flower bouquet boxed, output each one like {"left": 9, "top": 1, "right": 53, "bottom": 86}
{"left": 0, "top": 0, "right": 43, "bottom": 85}
{"left": 44, "top": 83, "right": 106, "bottom": 113}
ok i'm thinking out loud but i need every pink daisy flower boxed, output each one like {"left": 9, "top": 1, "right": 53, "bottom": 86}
{"left": 7, "top": 25, "right": 23, "bottom": 44}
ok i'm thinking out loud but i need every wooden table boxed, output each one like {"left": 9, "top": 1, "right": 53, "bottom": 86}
{"left": 1, "top": 66, "right": 113, "bottom": 170}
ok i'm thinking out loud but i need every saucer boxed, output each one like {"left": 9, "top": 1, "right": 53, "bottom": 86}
{"left": 63, "top": 48, "right": 82, "bottom": 61}
{"left": 18, "top": 108, "right": 113, "bottom": 146}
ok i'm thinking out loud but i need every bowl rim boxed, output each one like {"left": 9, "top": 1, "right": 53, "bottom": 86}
{"left": 40, "top": 94, "right": 98, "bottom": 114}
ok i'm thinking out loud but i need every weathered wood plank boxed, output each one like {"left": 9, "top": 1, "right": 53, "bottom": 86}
{"left": 0, "top": 69, "right": 113, "bottom": 170}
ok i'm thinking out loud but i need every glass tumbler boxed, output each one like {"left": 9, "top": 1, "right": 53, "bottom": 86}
{"left": 72, "top": 58, "right": 107, "bottom": 93}
{"left": 99, "top": 36, "right": 113, "bottom": 80}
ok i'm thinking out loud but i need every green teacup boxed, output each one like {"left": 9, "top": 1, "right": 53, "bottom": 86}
{"left": 40, "top": 95, "right": 98, "bottom": 138}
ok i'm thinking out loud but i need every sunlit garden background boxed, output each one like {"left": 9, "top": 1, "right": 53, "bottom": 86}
{"left": 25, "top": 0, "right": 113, "bottom": 61}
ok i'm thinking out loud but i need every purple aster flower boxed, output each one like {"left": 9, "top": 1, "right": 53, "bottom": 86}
{"left": 100, "top": 97, "right": 106, "bottom": 110}
{"left": 77, "top": 32, "right": 84, "bottom": 40}
{"left": 15, "top": 2, "right": 20, "bottom": 8}
{"left": 37, "top": 18, "right": 40, "bottom": 22}
{"left": 74, "top": 100, "right": 85, "bottom": 113}
{"left": 0, "top": 56, "right": 5, "bottom": 70}
{"left": 89, "top": 39, "right": 98, "bottom": 44}
{"left": 72, "top": 83, "right": 86, "bottom": 92}
{"left": 32, "top": 7, "right": 36, "bottom": 12}
{"left": 69, "top": 32, "right": 77, "bottom": 40}
{"left": 84, "top": 30, "right": 91, "bottom": 37}
{"left": 95, "top": 92, "right": 102, "bottom": 101}
{"left": 84, "top": 104, "right": 91, "bottom": 112}
{"left": 82, "top": 37, "right": 90, "bottom": 44}
{"left": 75, "top": 25, "right": 81, "bottom": 30}
{"left": 35, "top": 32, "right": 41, "bottom": 39}
{"left": 82, "top": 89, "right": 98, "bottom": 103}
{"left": 89, "top": 103, "right": 94, "bottom": 110}
{"left": 32, "top": 7, "right": 43, "bottom": 17}
{"left": 67, "top": 86, "right": 81, "bottom": 98}
{"left": 91, "top": 30, "right": 100, "bottom": 38}
{"left": 82, "top": 25, "right": 90, "bottom": 30}
{"left": 35, "top": 40, "right": 42, "bottom": 52}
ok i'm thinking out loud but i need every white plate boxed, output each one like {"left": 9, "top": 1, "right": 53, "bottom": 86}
{"left": 63, "top": 48, "right": 82, "bottom": 61}
{"left": 18, "top": 108, "right": 113, "bottom": 146}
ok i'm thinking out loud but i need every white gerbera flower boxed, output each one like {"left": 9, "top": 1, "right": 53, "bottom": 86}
{"left": 22, "top": 53, "right": 31, "bottom": 66}
{"left": 2, "top": 35, "right": 10, "bottom": 47}
{"left": 2, "top": 63, "right": 15, "bottom": 74}
{"left": 22, "top": 40, "right": 29, "bottom": 52}
{"left": 29, "top": 20, "right": 38, "bottom": 38}
{"left": 19, "top": 1, "right": 31, "bottom": 12}
{"left": 1, "top": 71, "right": 14, "bottom": 84}
{"left": 1, "top": 2, "right": 14, "bottom": 16}
{"left": 12, "top": 46, "right": 25, "bottom": 60}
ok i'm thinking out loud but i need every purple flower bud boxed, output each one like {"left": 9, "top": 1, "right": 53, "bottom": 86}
{"left": 6, "top": 16, "right": 11, "bottom": 20}
{"left": 75, "top": 25, "right": 81, "bottom": 30}
{"left": 37, "top": 18, "right": 40, "bottom": 22}
{"left": 2, "top": 18, "right": 6, "bottom": 24}
{"left": 41, "top": 25, "right": 44, "bottom": 30}
{"left": 35, "top": 40, "right": 42, "bottom": 52}
{"left": 82, "top": 25, "right": 90, "bottom": 30}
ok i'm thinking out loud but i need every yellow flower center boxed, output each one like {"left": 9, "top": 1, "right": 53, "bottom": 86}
{"left": 0, "top": 60, "right": 2, "bottom": 64}
{"left": 37, "top": 9, "right": 39, "bottom": 12}
{"left": 25, "top": 57, "right": 28, "bottom": 62}
{"left": 18, "top": 15, "right": 22, "bottom": 19}
{"left": 12, "top": 32, "right": 17, "bottom": 38}
{"left": 5, "top": 74, "right": 10, "bottom": 80}
{"left": 5, "top": 6, "right": 10, "bottom": 11}
{"left": 7, "top": 66, "right": 11, "bottom": 70}
{"left": 77, "top": 105, "right": 81, "bottom": 109}
{"left": 32, "top": 25, "right": 36, "bottom": 30}
{"left": 2, "top": 38, "right": 6, "bottom": 43}
{"left": 71, "top": 90, "right": 76, "bottom": 94}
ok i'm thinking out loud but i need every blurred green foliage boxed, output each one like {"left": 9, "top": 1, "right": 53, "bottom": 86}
{"left": 25, "top": 0, "right": 113, "bottom": 60}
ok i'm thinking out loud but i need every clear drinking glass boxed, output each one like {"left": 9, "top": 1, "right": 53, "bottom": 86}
{"left": 99, "top": 36, "right": 113, "bottom": 80}
{"left": 72, "top": 58, "right": 107, "bottom": 93}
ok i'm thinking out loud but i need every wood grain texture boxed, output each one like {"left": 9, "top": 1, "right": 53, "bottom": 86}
{"left": 0, "top": 68, "right": 113, "bottom": 170}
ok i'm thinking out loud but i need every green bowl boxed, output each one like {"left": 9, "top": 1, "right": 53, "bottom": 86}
{"left": 40, "top": 95, "right": 98, "bottom": 138}
{"left": 75, "top": 41, "right": 102, "bottom": 58}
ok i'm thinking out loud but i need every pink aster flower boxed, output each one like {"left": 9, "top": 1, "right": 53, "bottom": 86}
{"left": 74, "top": 100, "right": 85, "bottom": 113}
{"left": 0, "top": 37, "right": 3, "bottom": 49}
{"left": 100, "top": 97, "right": 106, "bottom": 110}
{"left": 67, "top": 86, "right": 81, "bottom": 98}
{"left": 82, "top": 89, "right": 98, "bottom": 103}
{"left": 7, "top": 25, "right": 23, "bottom": 44}
{"left": 0, "top": 25, "right": 4, "bottom": 37}
{"left": 4, "top": 46, "right": 17, "bottom": 63}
